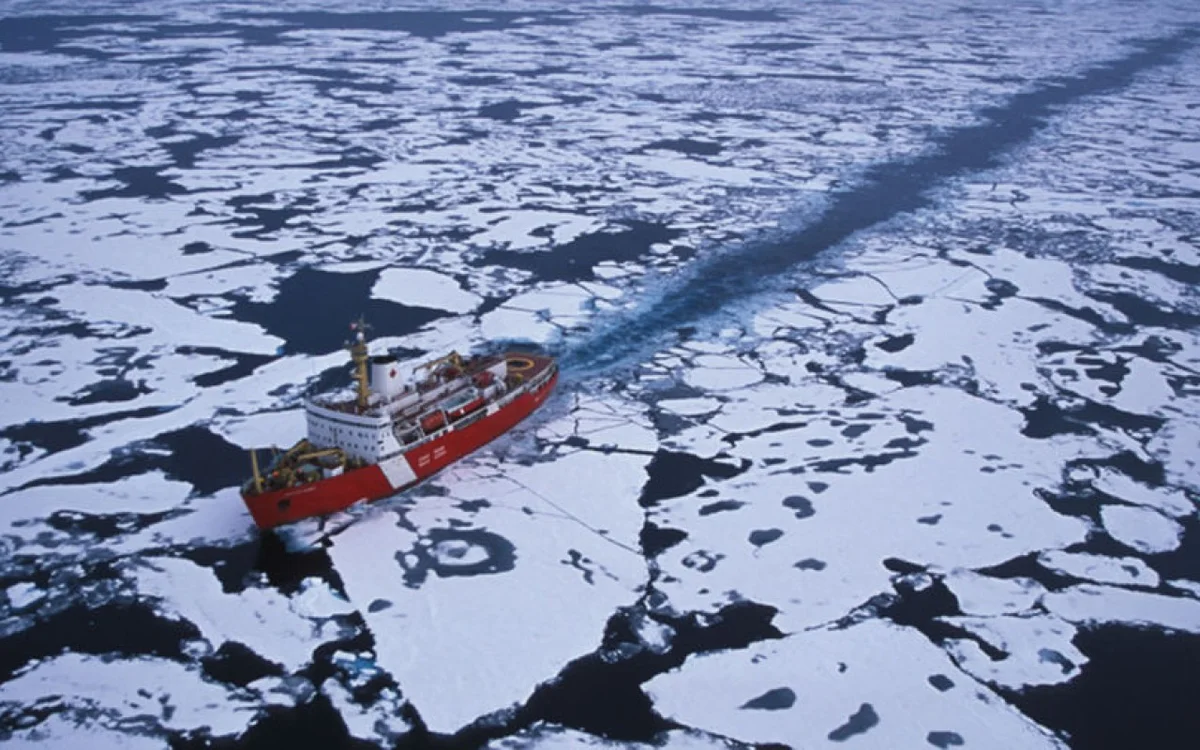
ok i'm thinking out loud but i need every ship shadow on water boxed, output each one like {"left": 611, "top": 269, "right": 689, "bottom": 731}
{"left": 248, "top": 527, "right": 346, "bottom": 594}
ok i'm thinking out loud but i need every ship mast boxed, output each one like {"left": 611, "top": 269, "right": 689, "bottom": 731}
{"left": 349, "top": 318, "right": 371, "bottom": 411}
{"left": 249, "top": 449, "right": 263, "bottom": 494}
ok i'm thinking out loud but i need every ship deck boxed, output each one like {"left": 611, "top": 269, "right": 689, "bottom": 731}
{"left": 312, "top": 352, "right": 553, "bottom": 418}
{"left": 501, "top": 352, "right": 554, "bottom": 385}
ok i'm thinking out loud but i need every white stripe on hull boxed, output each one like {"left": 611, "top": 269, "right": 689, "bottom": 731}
{"left": 378, "top": 454, "right": 418, "bottom": 489}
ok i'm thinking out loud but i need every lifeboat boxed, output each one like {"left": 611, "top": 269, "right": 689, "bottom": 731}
{"left": 420, "top": 411, "right": 446, "bottom": 432}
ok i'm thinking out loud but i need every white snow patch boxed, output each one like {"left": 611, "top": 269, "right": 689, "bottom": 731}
{"left": 248, "top": 675, "right": 315, "bottom": 709}
{"left": 1038, "top": 550, "right": 1160, "bottom": 588}
{"left": 810, "top": 275, "right": 895, "bottom": 308}
{"left": 0, "top": 472, "right": 194, "bottom": 534}
{"left": 1100, "top": 505, "right": 1183, "bottom": 554}
{"left": 683, "top": 355, "right": 763, "bottom": 391}
{"left": 941, "top": 568, "right": 1045, "bottom": 616}
{"left": 479, "top": 307, "right": 557, "bottom": 344}
{"left": 4, "top": 582, "right": 46, "bottom": 611}
{"left": 162, "top": 262, "right": 283, "bottom": 303}
{"left": 327, "top": 440, "right": 649, "bottom": 733}
{"left": 1044, "top": 584, "right": 1200, "bottom": 633}
{"left": 1092, "top": 467, "right": 1195, "bottom": 519}
{"left": 650, "top": 386, "right": 1092, "bottom": 633}
{"left": 658, "top": 398, "right": 723, "bottom": 416}
{"left": 1167, "top": 579, "right": 1200, "bottom": 598}
{"left": 372, "top": 267, "right": 482, "bottom": 314}
{"left": 644, "top": 619, "right": 1063, "bottom": 748}
{"left": 321, "top": 680, "right": 412, "bottom": 745}
{"left": 1146, "top": 419, "right": 1200, "bottom": 494}
{"left": 47, "top": 283, "right": 283, "bottom": 355}
{"left": 942, "top": 614, "right": 1086, "bottom": 689}
{"left": 631, "top": 611, "right": 674, "bottom": 655}
{"left": 471, "top": 211, "right": 602, "bottom": 250}
{"left": 0, "top": 714, "right": 165, "bottom": 750}
{"left": 321, "top": 260, "right": 389, "bottom": 274}
{"left": 131, "top": 556, "right": 335, "bottom": 671}
{"left": 293, "top": 577, "right": 355, "bottom": 619}
{"left": 210, "top": 408, "right": 306, "bottom": 451}
{"left": 486, "top": 725, "right": 731, "bottom": 749}
{"left": 0, "top": 654, "right": 260, "bottom": 738}
{"left": 430, "top": 538, "right": 491, "bottom": 568}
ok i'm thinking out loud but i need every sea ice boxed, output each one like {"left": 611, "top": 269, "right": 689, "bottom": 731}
{"left": 644, "top": 619, "right": 1064, "bottom": 748}
{"left": 657, "top": 398, "right": 724, "bottom": 417}
{"left": 1038, "top": 550, "right": 1161, "bottom": 588}
{"left": 941, "top": 614, "right": 1086, "bottom": 689}
{"left": 485, "top": 725, "right": 731, "bottom": 749}
{"left": 372, "top": 267, "right": 483, "bottom": 314}
{"left": 1100, "top": 504, "right": 1183, "bottom": 554}
{"left": 1044, "top": 584, "right": 1200, "bottom": 633}
{"left": 1146, "top": 419, "right": 1200, "bottom": 494}
{"left": 648, "top": 383, "right": 1091, "bottom": 633}
{"left": 130, "top": 556, "right": 339, "bottom": 671}
{"left": 479, "top": 307, "right": 558, "bottom": 344}
{"left": 683, "top": 354, "right": 764, "bottom": 391}
{"left": 321, "top": 680, "right": 411, "bottom": 745}
{"left": 0, "top": 653, "right": 260, "bottom": 739}
{"left": 3, "top": 582, "right": 45, "bottom": 611}
{"left": 326, "top": 438, "right": 649, "bottom": 734}
{"left": 0, "top": 714, "right": 164, "bottom": 750}
{"left": 1090, "top": 467, "right": 1195, "bottom": 519}
{"left": 940, "top": 568, "right": 1045, "bottom": 616}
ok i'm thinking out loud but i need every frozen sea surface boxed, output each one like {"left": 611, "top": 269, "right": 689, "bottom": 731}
{"left": 2, "top": 1, "right": 1199, "bottom": 748}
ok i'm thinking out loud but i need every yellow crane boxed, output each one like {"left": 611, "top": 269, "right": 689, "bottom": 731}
{"left": 413, "top": 350, "right": 464, "bottom": 376}
{"left": 246, "top": 440, "right": 348, "bottom": 494}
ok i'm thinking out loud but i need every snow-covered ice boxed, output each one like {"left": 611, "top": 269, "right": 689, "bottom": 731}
{"left": 326, "top": 410, "right": 650, "bottom": 732}
{"left": 1100, "top": 505, "right": 1184, "bottom": 555}
{"left": 644, "top": 619, "right": 1064, "bottom": 748}
{"left": 1, "top": 0, "right": 1199, "bottom": 746}
{"left": 372, "top": 268, "right": 483, "bottom": 314}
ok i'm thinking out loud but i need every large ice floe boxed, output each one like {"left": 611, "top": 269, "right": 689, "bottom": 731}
{"left": 1, "top": 0, "right": 1199, "bottom": 748}
{"left": 645, "top": 619, "right": 1064, "bottom": 748}
{"left": 328, "top": 397, "right": 650, "bottom": 733}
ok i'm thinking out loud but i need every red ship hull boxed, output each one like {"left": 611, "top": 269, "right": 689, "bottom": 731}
{"left": 244, "top": 369, "right": 557, "bottom": 529}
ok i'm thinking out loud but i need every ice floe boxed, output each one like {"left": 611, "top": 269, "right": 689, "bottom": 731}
{"left": 657, "top": 397, "right": 724, "bottom": 417}
{"left": 1100, "top": 504, "right": 1183, "bottom": 555}
{"left": 1044, "top": 584, "right": 1200, "bottom": 633}
{"left": 1, "top": 1, "right": 1199, "bottom": 747}
{"left": 941, "top": 568, "right": 1045, "bottom": 616}
{"left": 0, "top": 653, "right": 261, "bottom": 739}
{"left": 1146, "top": 419, "right": 1200, "bottom": 494}
{"left": 0, "top": 714, "right": 165, "bottom": 750}
{"left": 646, "top": 384, "right": 1092, "bottom": 633}
{"left": 130, "top": 556, "right": 345, "bottom": 672}
{"left": 942, "top": 613, "right": 1086, "bottom": 690}
{"left": 1038, "top": 550, "right": 1161, "bottom": 588}
{"left": 2, "top": 582, "right": 45, "bottom": 612}
{"left": 372, "top": 267, "right": 483, "bottom": 314}
{"left": 320, "top": 679, "right": 411, "bottom": 745}
{"left": 485, "top": 725, "right": 731, "bottom": 749}
{"left": 326, "top": 408, "right": 650, "bottom": 733}
{"left": 682, "top": 354, "right": 764, "bottom": 391}
{"left": 1089, "top": 467, "right": 1195, "bottom": 519}
{"left": 644, "top": 619, "right": 1064, "bottom": 748}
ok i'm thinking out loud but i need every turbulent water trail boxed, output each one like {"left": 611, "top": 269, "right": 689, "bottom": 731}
{"left": 560, "top": 27, "right": 1199, "bottom": 376}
